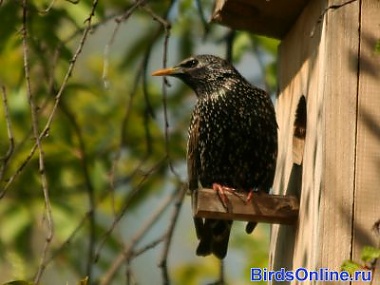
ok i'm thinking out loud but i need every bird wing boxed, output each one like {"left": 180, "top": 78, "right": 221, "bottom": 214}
{"left": 187, "top": 115, "right": 200, "bottom": 191}
{"left": 187, "top": 114, "right": 204, "bottom": 240}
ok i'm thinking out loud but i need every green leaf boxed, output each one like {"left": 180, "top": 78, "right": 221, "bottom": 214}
{"left": 341, "top": 260, "right": 363, "bottom": 275}
{"left": 375, "top": 39, "right": 380, "bottom": 54}
{"left": 232, "top": 32, "right": 252, "bottom": 62}
{"left": 253, "top": 35, "right": 280, "bottom": 55}
{"left": 361, "top": 246, "right": 380, "bottom": 262}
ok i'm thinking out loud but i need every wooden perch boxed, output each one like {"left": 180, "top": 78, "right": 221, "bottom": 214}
{"left": 192, "top": 188, "right": 299, "bottom": 225}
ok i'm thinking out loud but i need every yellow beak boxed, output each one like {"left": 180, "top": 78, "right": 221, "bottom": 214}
{"left": 151, "top": 67, "right": 178, "bottom": 76}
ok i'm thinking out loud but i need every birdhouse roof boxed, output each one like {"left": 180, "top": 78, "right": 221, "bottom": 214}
{"left": 212, "top": 0, "right": 310, "bottom": 39}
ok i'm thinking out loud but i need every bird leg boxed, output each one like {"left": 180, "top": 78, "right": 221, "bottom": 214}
{"left": 212, "top": 183, "right": 235, "bottom": 212}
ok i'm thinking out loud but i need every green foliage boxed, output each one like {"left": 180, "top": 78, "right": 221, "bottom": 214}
{"left": 341, "top": 246, "right": 380, "bottom": 274}
{"left": 361, "top": 246, "right": 380, "bottom": 263}
{"left": 0, "top": 0, "right": 277, "bottom": 284}
{"left": 341, "top": 260, "right": 364, "bottom": 275}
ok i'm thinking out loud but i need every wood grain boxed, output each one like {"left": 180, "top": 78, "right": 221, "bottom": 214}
{"left": 353, "top": 1, "right": 380, "bottom": 284}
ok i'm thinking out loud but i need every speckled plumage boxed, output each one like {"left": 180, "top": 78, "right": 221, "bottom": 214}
{"left": 152, "top": 54, "right": 277, "bottom": 259}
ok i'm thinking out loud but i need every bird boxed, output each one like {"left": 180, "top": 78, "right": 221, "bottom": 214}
{"left": 152, "top": 54, "right": 277, "bottom": 259}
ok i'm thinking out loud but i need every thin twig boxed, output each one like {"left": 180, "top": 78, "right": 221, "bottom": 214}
{"left": 37, "top": 0, "right": 57, "bottom": 14}
{"left": 141, "top": 4, "right": 190, "bottom": 284}
{"left": 99, "top": 187, "right": 177, "bottom": 285}
{"left": 0, "top": 142, "right": 38, "bottom": 198}
{"left": 102, "top": 0, "right": 147, "bottom": 87}
{"left": 125, "top": 258, "right": 136, "bottom": 285}
{"left": 195, "top": 0, "right": 210, "bottom": 38}
{"left": 144, "top": 3, "right": 181, "bottom": 178}
{"left": 95, "top": 156, "right": 166, "bottom": 262}
{"left": 101, "top": 3, "right": 177, "bottom": 269}
{"left": 19, "top": 0, "right": 99, "bottom": 282}
{"left": 130, "top": 233, "right": 166, "bottom": 258}
{"left": 126, "top": 234, "right": 168, "bottom": 285}
{"left": 158, "top": 184, "right": 187, "bottom": 285}
{"left": 120, "top": 64, "right": 144, "bottom": 145}
{"left": 38, "top": 164, "right": 168, "bottom": 273}
{"left": 20, "top": 1, "right": 54, "bottom": 283}
{"left": 109, "top": 58, "right": 146, "bottom": 222}
{"left": 0, "top": 86, "right": 15, "bottom": 182}
{"left": 57, "top": 99, "right": 97, "bottom": 280}
{"left": 106, "top": 7, "right": 163, "bottom": 225}
{"left": 103, "top": 1, "right": 173, "bottom": 219}
{"left": 141, "top": 41, "right": 157, "bottom": 120}
{"left": 43, "top": 210, "right": 90, "bottom": 265}
{"left": 120, "top": 1, "right": 177, "bottom": 156}
{"left": 44, "top": 0, "right": 98, "bottom": 136}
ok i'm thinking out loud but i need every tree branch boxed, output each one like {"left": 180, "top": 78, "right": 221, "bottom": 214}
{"left": 20, "top": 1, "right": 54, "bottom": 282}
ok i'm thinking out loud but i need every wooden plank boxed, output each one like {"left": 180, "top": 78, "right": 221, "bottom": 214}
{"left": 192, "top": 188, "right": 299, "bottom": 224}
{"left": 321, "top": 0, "right": 360, "bottom": 277}
{"left": 270, "top": 0, "right": 363, "bottom": 282}
{"left": 212, "top": 0, "right": 310, "bottom": 39}
{"left": 270, "top": 0, "right": 326, "bottom": 276}
{"left": 353, "top": 1, "right": 380, "bottom": 284}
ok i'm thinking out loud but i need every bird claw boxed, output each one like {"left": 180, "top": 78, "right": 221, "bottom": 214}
{"left": 246, "top": 189, "right": 254, "bottom": 204}
{"left": 212, "top": 183, "right": 235, "bottom": 212}
{"left": 245, "top": 188, "right": 259, "bottom": 204}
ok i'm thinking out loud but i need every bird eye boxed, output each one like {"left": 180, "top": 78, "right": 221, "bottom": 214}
{"left": 180, "top": 59, "right": 198, "bottom": 68}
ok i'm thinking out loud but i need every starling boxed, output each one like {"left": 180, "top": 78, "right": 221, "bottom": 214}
{"left": 152, "top": 55, "right": 277, "bottom": 259}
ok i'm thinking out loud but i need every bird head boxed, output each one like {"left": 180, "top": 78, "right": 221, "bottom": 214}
{"left": 152, "top": 55, "right": 240, "bottom": 97}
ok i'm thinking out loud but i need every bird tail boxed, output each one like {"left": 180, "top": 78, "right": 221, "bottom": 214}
{"left": 245, "top": 222, "right": 257, "bottom": 234}
{"left": 195, "top": 219, "right": 232, "bottom": 259}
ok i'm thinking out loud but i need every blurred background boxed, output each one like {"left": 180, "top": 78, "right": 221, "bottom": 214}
{"left": 0, "top": 1, "right": 278, "bottom": 284}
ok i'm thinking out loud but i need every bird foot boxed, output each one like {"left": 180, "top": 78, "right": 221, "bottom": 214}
{"left": 212, "top": 183, "right": 235, "bottom": 212}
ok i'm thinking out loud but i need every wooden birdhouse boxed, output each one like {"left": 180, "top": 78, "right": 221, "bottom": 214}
{"left": 193, "top": 0, "right": 380, "bottom": 283}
